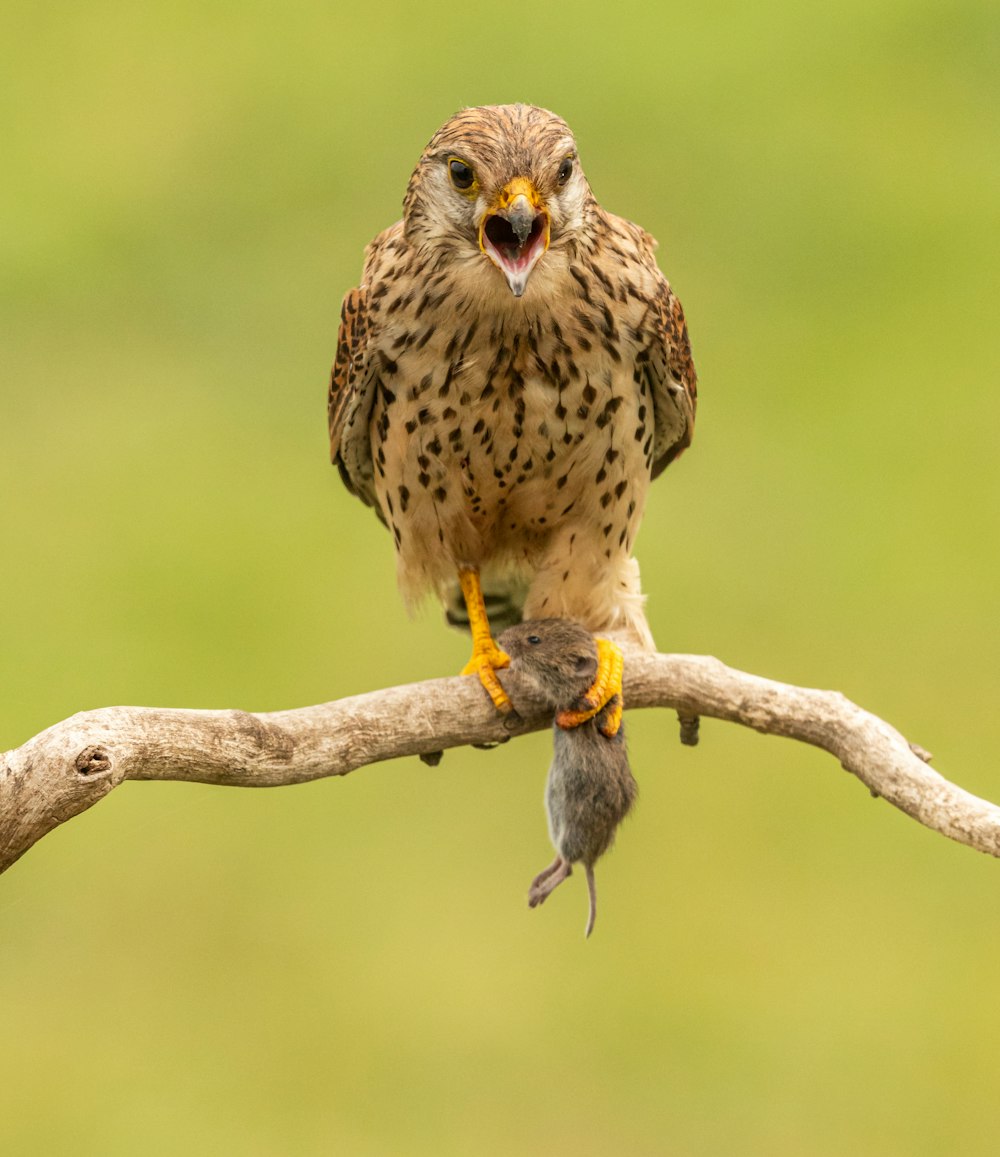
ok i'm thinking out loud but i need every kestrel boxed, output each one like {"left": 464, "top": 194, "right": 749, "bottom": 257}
{"left": 328, "top": 104, "right": 696, "bottom": 727}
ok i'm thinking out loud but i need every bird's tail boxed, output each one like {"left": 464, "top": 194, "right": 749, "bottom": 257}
{"left": 585, "top": 865, "right": 597, "bottom": 939}
{"left": 444, "top": 575, "right": 528, "bottom": 634}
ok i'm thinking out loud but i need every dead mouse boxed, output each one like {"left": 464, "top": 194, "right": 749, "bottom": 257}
{"left": 499, "top": 618, "right": 638, "bottom": 938}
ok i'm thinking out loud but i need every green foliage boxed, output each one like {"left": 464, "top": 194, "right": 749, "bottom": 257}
{"left": 2, "top": 1, "right": 998, "bottom": 1153}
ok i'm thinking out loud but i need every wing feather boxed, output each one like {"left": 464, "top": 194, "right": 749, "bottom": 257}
{"left": 646, "top": 279, "right": 697, "bottom": 481}
{"left": 327, "top": 285, "right": 381, "bottom": 513}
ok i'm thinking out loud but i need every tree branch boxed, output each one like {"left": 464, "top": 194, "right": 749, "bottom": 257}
{"left": 3, "top": 650, "right": 999, "bottom": 875}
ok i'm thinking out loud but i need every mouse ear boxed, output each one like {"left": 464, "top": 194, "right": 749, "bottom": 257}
{"left": 571, "top": 651, "right": 598, "bottom": 681}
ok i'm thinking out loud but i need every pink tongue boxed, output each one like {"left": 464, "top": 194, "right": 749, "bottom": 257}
{"left": 500, "top": 223, "right": 543, "bottom": 272}
{"left": 503, "top": 241, "right": 535, "bottom": 272}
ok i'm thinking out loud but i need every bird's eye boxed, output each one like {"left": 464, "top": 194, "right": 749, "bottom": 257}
{"left": 448, "top": 157, "right": 475, "bottom": 191}
{"left": 557, "top": 156, "right": 574, "bottom": 185}
{"left": 526, "top": 634, "right": 542, "bottom": 645}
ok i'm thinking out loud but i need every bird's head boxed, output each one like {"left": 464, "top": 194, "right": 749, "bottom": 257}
{"left": 403, "top": 104, "right": 590, "bottom": 299}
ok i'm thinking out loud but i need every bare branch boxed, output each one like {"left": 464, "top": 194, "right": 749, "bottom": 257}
{"left": 3, "top": 651, "right": 999, "bottom": 875}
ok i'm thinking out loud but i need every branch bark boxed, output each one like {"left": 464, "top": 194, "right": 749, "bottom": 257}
{"left": 3, "top": 650, "right": 999, "bottom": 875}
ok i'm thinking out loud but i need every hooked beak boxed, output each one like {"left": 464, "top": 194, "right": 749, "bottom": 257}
{"left": 479, "top": 177, "right": 550, "bottom": 298}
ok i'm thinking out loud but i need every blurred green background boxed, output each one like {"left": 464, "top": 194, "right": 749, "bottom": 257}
{"left": 2, "top": 0, "right": 999, "bottom": 1153}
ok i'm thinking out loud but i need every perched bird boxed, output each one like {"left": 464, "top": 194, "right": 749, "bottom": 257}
{"left": 499, "top": 618, "right": 638, "bottom": 938}
{"left": 329, "top": 104, "right": 696, "bottom": 726}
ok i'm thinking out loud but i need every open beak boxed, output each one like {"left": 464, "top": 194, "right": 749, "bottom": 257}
{"left": 479, "top": 177, "right": 550, "bottom": 298}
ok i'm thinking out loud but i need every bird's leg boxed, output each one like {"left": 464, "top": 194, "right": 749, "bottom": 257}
{"left": 457, "top": 565, "right": 513, "bottom": 713}
{"left": 555, "top": 638, "right": 625, "bottom": 737}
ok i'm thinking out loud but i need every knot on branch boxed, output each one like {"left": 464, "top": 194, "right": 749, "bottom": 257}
{"left": 74, "top": 745, "right": 113, "bottom": 778}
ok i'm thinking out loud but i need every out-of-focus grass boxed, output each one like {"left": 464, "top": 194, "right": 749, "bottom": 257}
{"left": 2, "top": 1, "right": 998, "bottom": 1154}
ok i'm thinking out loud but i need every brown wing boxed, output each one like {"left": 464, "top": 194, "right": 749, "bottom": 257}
{"left": 328, "top": 286, "right": 367, "bottom": 456}
{"left": 646, "top": 278, "right": 697, "bottom": 480}
{"left": 328, "top": 285, "right": 381, "bottom": 513}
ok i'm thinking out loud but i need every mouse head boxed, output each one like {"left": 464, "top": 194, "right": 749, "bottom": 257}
{"left": 499, "top": 618, "right": 599, "bottom": 708}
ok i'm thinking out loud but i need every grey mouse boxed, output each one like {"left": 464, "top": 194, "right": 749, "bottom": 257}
{"left": 499, "top": 619, "right": 638, "bottom": 938}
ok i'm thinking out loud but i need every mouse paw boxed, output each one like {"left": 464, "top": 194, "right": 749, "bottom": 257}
{"left": 528, "top": 857, "right": 571, "bottom": 907}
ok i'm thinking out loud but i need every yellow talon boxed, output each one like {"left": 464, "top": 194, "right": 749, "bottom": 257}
{"left": 556, "top": 637, "right": 625, "bottom": 736}
{"left": 461, "top": 641, "right": 512, "bottom": 713}
{"left": 458, "top": 564, "right": 514, "bottom": 714}
{"left": 598, "top": 694, "right": 623, "bottom": 739}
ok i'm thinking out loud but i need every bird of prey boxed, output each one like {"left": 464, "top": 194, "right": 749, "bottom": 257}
{"left": 329, "top": 104, "right": 696, "bottom": 730}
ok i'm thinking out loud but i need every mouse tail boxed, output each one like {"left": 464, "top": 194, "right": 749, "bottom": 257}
{"left": 585, "top": 865, "right": 597, "bottom": 938}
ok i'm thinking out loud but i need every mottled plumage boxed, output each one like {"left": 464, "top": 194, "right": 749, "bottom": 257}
{"left": 329, "top": 103, "right": 696, "bottom": 662}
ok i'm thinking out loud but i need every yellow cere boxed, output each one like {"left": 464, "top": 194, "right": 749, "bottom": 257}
{"left": 496, "top": 175, "right": 544, "bottom": 211}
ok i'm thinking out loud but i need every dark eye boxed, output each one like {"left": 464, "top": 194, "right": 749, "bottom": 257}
{"left": 448, "top": 157, "right": 475, "bottom": 190}
{"left": 557, "top": 156, "right": 574, "bottom": 185}
{"left": 526, "top": 634, "right": 542, "bottom": 645}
